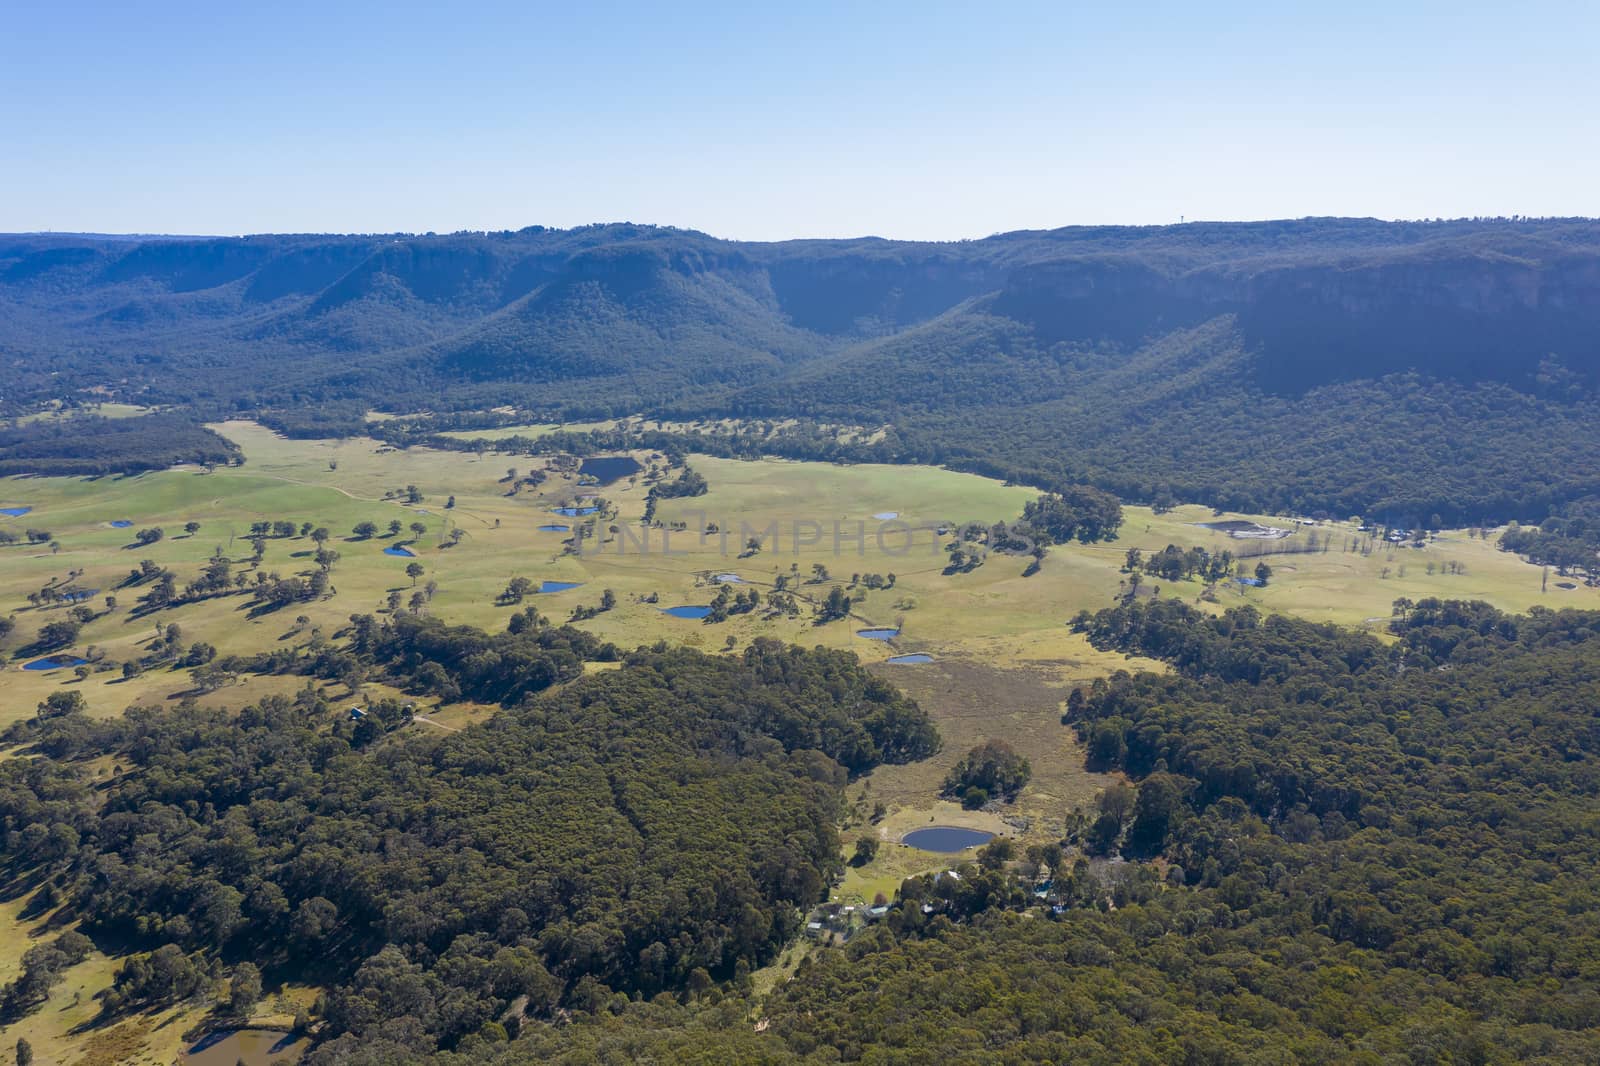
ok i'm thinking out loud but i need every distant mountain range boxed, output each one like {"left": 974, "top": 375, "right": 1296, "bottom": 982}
{"left": 4, "top": 218, "right": 1600, "bottom": 520}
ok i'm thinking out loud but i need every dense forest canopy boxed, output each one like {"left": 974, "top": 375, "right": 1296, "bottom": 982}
{"left": 5, "top": 217, "right": 1600, "bottom": 519}
{"left": 8, "top": 217, "right": 1600, "bottom": 1063}
{"left": 0, "top": 634, "right": 936, "bottom": 1056}
{"left": 0, "top": 412, "right": 239, "bottom": 476}
{"left": 94, "top": 597, "right": 1600, "bottom": 1065}
{"left": 754, "top": 600, "right": 1600, "bottom": 1063}
{"left": 1498, "top": 499, "right": 1600, "bottom": 579}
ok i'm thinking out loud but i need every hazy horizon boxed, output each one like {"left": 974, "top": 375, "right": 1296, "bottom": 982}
{"left": 8, "top": 212, "right": 1595, "bottom": 246}
{"left": 4, "top": 1, "right": 1596, "bottom": 240}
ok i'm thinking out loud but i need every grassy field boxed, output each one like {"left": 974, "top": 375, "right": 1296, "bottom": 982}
{"left": 0, "top": 421, "right": 1584, "bottom": 1047}
{"left": 11, "top": 401, "right": 155, "bottom": 426}
{"left": 1, "top": 423, "right": 1577, "bottom": 810}
{"left": 0, "top": 891, "right": 206, "bottom": 1066}
{"left": 1103, "top": 505, "right": 1583, "bottom": 629}
{"left": 0, "top": 885, "right": 320, "bottom": 1066}
{"left": 435, "top": 418, "right": 618, "bottom": 440}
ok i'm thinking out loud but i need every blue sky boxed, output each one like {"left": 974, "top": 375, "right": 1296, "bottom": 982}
{"left": 2, "top": 1, "right": 1595, "bottom": 239}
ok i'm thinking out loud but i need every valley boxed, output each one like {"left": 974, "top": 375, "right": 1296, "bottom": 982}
{"left": 7, "top": 5, "right": 1600, "bottom": 1059}
{"left": 4, "top": 418, "right": 1569, "bottom": 730}
{"left": 0, "top": 413, "right": 1578, "bottom": 1063}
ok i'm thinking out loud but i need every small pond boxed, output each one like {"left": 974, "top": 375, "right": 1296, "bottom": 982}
{"left": 1235, "top": 576, "right": 1264, "bottom": 587}
{"left": 24, "top": 655, "right": 89, "bottom": 671}
{"left": 537, "top": 524, "right": 571, "bottom": 532}
{"left": 902, "top": 826, "right": 995, "bottom": 852}
{"left": 538, "top": 580, "right": 583, "bottom": 593}
{"left": 383, "top": 545, "right": 417, "bottom": 557}
{"left": 857, "top": 627, "right": 900, "bottom": 640}
{"left": 663, "top": 605, "right": 712, "bottom": 619}
{"left": 109, "top": 519, "right": 133, "bottom": 528}
{"left": 181, "top": 1028, "right": 309, "bottom": 1066}
{"left": 0, "top": 506, "right": 31, "bottom": 517}
{"left": 60, "top": 588, "right": 100, "bottom": 603}
{"left": 713, "top": 573, "right": 743, "bottom": 583}
{"left": 872, "top": 511, "right": 900, "bottom": 520}
{"left": 578, "top": 455, "right": 643, "bottom": 485}
{"left": 887, "top": 653, "right": 933, "bottom": 664}
{"left": 1556, "top": 581, "right": 1578, "bottom": 590}
{"left": 552, "top": 506, "right": 600, "bottom": 517}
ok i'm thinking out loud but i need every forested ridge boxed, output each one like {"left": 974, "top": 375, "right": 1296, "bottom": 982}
{"left": 533, "top": 600, "right": 1600, "bottom": 1063}
{"left": 7, "top": 597, "right": 1599, "bottom": 1062}
{"left": 9, "top": 216, "right": 1600, "bottom": 1062}
{"left": 103, "top": 595, "right": 1595, "bottom": 1065}
{"left": 6, "top": 218, "right": 1600, "bottom": 519}
{"left": 0, "top": 411, "right": 240, "bottom": 476}
{"left": 0, "top": 632, "right": 935, "bottom": 1057}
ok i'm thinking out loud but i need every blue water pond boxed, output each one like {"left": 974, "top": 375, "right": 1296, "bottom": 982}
{"left": 0, "top": 507, "right": 31, "bottom": 517}
{"left": 537, "top": 524, "right": 571, "bottom": 532}
{"left": 60, "top": 588, "right": 100, "bottom": 603}
{"left": 713, "top": 573, "right": 743, "bottom": 583}
{"left": 383, "top": 545, "right": 417, "bottom": 557}
{"left": 902, "top": 827, "right": 995, "bottom": 852}
{"left": 551, "top": 506, "right": 599, "bottom": 517}
{"left": 663, "top": 605, "right": 713, "bottom": 619}
{"left": 538, "top": 581, "right": 583, "bottom": 593}
{"left": 887, "top": 653, "right": 933, "bottom": 664}
{"left": 577, "top": 456, "right": 642, "bottom": 485}
{"left": 857, "top": 628, "right": 900, "bottom": 640}
{"left": 24, "top": 655, "right": 88, "bottom": 671}
{"left": 872, "top": 511, "right": 900, "bottom": 520}
{"left": 1235, "top": 576, "right": 1264, "bottom": 587}
{"left": 109, "top": 519, "right": 133, "bottom": 528}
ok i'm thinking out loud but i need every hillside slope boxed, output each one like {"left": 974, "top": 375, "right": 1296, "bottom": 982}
{"left": 4, "top": 218, "right": 1600, "bottom": 519}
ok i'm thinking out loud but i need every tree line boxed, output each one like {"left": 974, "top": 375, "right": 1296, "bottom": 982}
{"left": 0, "top": 628, "right": 937, "bottom": 1058}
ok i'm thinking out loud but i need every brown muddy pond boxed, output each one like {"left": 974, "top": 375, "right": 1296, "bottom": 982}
{"left": 181, "top": 1029, "right": 309, "bottom": 1066}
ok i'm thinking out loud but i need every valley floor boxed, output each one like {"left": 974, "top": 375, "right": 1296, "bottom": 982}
{"left": 0, "top": 419, "right": 1577, "bottom": 1063}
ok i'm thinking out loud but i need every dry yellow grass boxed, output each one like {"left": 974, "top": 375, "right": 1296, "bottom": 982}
{"left": 0, "top": 894, "right": 206, "bottom": 1066}
{"left": 0, "top": 422, "right": 1576, "bottom": 1051}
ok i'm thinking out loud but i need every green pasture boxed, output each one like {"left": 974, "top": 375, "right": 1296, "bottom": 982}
{"left": 0, "top": 421, "right": 1581, "bottom": 935}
